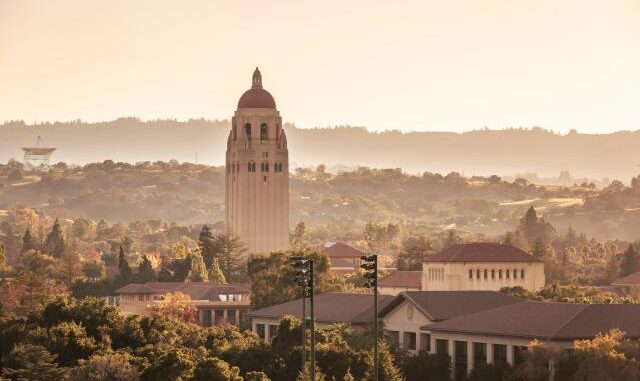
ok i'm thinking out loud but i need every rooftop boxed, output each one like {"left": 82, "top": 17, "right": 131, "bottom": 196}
{"left": 248, "top": 292, "right": 394, "bottom": 324}
{"left": 379, "top": 291, "right": 523, "bottom": 321}
{"left": 237, "top": 67, "right": 277, "bottom": 109}
{"left": 378, "top": 271, "right": 422, "bottom": 289}
{"left": 320, "top": 241, "right": 366, "bottom": 259}
{"left": 423, "top": 301, "right": 640, "bottom": 340}
{"left": 115, "top": 282, "right": 250, "bottom": 301}
{"left": 612, "top": 271, "right": 640, "bottom": 286}
{"left": 427, "top": 242, "right": 542, "bottom": 263}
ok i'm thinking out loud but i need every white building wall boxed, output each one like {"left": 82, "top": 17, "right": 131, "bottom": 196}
{"left": 422, "top": 261, "right": 545, "bottom": 292}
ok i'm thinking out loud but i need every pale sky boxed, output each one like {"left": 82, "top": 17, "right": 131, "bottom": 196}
{"left": 1, "top": 0, "right": 639, "bottom": 133}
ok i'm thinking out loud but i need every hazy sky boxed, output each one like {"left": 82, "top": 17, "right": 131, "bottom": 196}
{"left": 1, "top": 0, "right": 639, "bottom": 133}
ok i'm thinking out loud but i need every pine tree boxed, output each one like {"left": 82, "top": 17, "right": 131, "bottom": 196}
{"left": 186, "top": 249, "right": 209, "bottom": 282}
{"left": 137, "top": 255, "right": 156, "bottom": 283}
{"left": 620, "top": 244, "right": 639, "bottom": 276}
{"left": 118, "top": 246, "right": 132, "bottom": 283}
{"left": 208, "top": 257, "right": 227, "bottom": 284}
{"left": 215, "top": 233, "right": 247, "bottom": 282}
{"left": 44, "top": 218, "right": 66, "bottom": 258}
{"left": 22, "top": 227, "right": 36, "bottom": 253}
{"left": 199, "top": 225, "right": 220, "bottom": 268}
{"left": 1, "top": 343, "right": 68, "bottom": 380}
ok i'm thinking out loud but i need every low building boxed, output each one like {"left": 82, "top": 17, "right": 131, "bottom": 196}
{"left": 423, "top": 242, "right": 545, "bottom": 292}
{"left": 611, "top": 271, "right": 640, "bottom": 294}
{"left": 247, "top": 292, "right": 393, "bottom": 340}
{"left": 319, "top": 241, "right": 366, "bottom": 276}
{"left": 115, "top": 282, "right": 251, "bottom": 327}
{"left": 422, "top": 302, "right": 640, "bottom": 380}
{"left": 379, "top": 291, "right": 523, "bottom": 355}
{"left": 378, "top": 271, "right": 422, "bottom": 295}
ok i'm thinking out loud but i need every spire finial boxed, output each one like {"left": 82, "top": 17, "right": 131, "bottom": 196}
{"left": 252, "top": 67, "right": 262, "bottom": 89}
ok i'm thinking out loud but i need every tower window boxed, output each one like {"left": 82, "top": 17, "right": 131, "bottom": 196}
{"left": 262, "top": 162, "right": 269, "bottom": 172}
{"left": 245, "top": 123, "right": 252, "bottom": 139}
{"left": 260, "top": 123, "right": 268, "bottom": 141}
{"left": 248, "top": 162, "right": 256, "bottom": 172}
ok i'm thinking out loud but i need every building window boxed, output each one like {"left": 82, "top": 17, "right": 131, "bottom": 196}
{"left": 484, "top": 269, "right": 488, "bottom": 279}
{"left": 202, "top": 310, "right": 212, "bottom": 327}
{"left": 493, "top": 344, "right": 508, "bottom": 364}
{"left": 521, "top": 269, "right": 525, "bottom": 279}
{"left": 244, "top": 123, "right": 252, "bottom": 139}
{"left": 513, "top": 269, "right": 518, "bottom": 279}
{"left": 514, "top": 346, "right": 527, "bottom": 366}
{"left": 385, "top": 330, "right": 400, "bottom": 347}
{"left": 268, "top": 324, "right": 279, "bottom": 339}
{"left": 215, "top": 310, "right": 225, "bottom": 325}
{"left": 473, "top": 342, "right": 487, "bottom": 365}
{"left": 436, "top": 339, "right": 449, "bottom": 356}
{"left": 455, "top": 341, "right": 468, "bottom": 380}
{"left": 491, "top": 269, "right": 495, "bottom": 279}
{"left": 256, "top": 324, "right": 266, "bottom": 339}
{"left": 261, "top": 162, "right": 269, "bottom": 172}
{"left": 506, "top": 269, "right": 510, "bottom": 279}
{"left": 499, "top": 269, "right": 503, "bottom": 279}
{"left": 260, "top": 123, "right": 268, "bottom": 141}
{"left": 403, "top": 332, "right": 417, "bottom": 350}
{"left": 227, "top": 309, "right": 237, "bottom": 325}
{"left": 476, "top": 269, "right": 481, "bottom": 279}
{"left": 420, "top": 333, "right": 431, "bottom": 351}
{"left": 469, "top": 269, "right": 473, "bottom": 279}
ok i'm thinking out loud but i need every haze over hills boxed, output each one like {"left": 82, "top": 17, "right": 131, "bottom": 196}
{"left": 1, "top": 119, "right": 639, "bottom": 181}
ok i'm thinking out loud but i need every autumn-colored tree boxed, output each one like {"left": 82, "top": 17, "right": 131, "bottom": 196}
{"left": 151, "top": 291, "right": 196, "bottom": 322}
{"left": 209, "top": 258, "right": 227, "bottom": 284}
{"left": 186, "top": 249, "right": 209, "bottom": 282}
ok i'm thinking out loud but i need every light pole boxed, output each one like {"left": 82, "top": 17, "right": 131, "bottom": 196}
{"left": 290, "top": 255, "right": 315, "bottom": 380}
{"left": 361, "top": 254, "right": 378, "bottom": 381}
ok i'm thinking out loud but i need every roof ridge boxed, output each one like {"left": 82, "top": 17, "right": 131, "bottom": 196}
{"left": 548, "top": 303, "right": 589, "bottom": 339}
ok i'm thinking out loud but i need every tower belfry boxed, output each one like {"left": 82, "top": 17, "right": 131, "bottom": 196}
{"left": 225, "top": 68, "right": 290, "bottom": 253}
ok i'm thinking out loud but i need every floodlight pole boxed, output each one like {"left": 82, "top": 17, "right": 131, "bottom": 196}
{"left": 309, "top": 258, "right": 315, "bottom": 381}
{"left": 373, "top": 255, "right": 378, "bottom": 381}
{"left": 302, "top": 284, "right": 306, "bottom": 372}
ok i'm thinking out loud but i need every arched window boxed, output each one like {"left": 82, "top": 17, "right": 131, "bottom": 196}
{"left": 498, "top": 269, "right": 502, "bottom": 279}
{"left": 521, "top": 269, "right": 525, "bottom": 279}
{"left": 476, "top": 269, "right": 481, "bottom": 279}
{"left": 491, "top": 269, "right": 495, "bottom": 279}
{"left": 513, "top": 269, "right": 518, "bottom": 279}
{"left": 245, "top": 123, "right": 252, "bottom": 139}
{"left": 506, "top": 269, "right": 510, "bottom": 279}
{"left": 260, "top": 123, "right": 268, "bottom": 141}
{"left": 468, "top": 269, "right": 473, "bottom": 279}
{"left": 251, "top": 162, "right": 256, "bottom": 172}
{"left": 247, "top": 162, "right": 252, "bottom": 172}
{"left": 484, "top": 269, "right": 488, "bottom": 279}
{"left": 263, "top": 162, "right": 269, "bottom": 172}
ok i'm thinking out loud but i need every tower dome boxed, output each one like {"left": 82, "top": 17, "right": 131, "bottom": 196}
{"left": 237, "top": 67, "right": 276, "bottom": 109}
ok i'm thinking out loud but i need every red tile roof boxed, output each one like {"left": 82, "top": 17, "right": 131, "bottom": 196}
{"left": 320, "top": 241, "right": 366, "bottom": 258}
{"left": 115, "top": 282, "right": 250, "bottom": 301}
{"left": 247, "top": 292, "right": 393, "bottom": 324}
{"left": 380, "top": 291, "right": 523, "bottom": 321}
{"left": 378, "top": 271, "right": 422, "bottom": 289}
{"left": 424, "top": 302, "right": 640, "bottom": 340}
{"left": 428, "top": 242, "right": 542, "bottom": 263}
{"left": 612, "top": 271, "right": 640, "bottom": 286}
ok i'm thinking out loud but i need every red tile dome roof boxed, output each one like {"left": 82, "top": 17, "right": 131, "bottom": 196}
{"left": 237, "top": 67, "right": 276, "bottom": 109}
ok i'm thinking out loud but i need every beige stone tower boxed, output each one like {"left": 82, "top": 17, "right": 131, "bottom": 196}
{"left": 225, "top": 68, "right": 290, "bottom": 253}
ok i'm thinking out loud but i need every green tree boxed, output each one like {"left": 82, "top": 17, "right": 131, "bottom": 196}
{"left": 137, "top": 255, "right": 156, "bottom": 283}
{"left": 1, "top": 344, "right": 68, "bottom": 381}
{"left": 70, "top": 351, "right": 140, "bottom": 381}
{"left": 36, "top": 321, "right": 98, "bottom": 366}
{"left": 21, "top": 227, "right": 36, "bottom": 253}
{"left": 214, "top": 233, "right": 247, "bottom": 282}
{"left": 199, "top": 225, "right": 221, "bottom": 268}
{"left": 82, "top": 260, "right": 106, "bottom": 281}
{"left": 44, "top": 218, "right": 66, "bottom": 258}
{"left": 367, "top": 341, "right": 404, "bottom": 381}
{"left": 58, "top": 250, "right": 83, "bottom": 286}
{"left": 140, "top": 349, "right": 194, "bottom": 381}
{"left": 397, "top": 236, "right": 436, "bottom": 270}
{"left": 292, "top": 221, "right": 310, "bottom": 249}
{"left": 191, "top": 357, "right": 243, "bottom": 381}
{"left": 620, "top": 244, "right": 640, "bottom": 276}
{"left": 209, "top": 258, "right": 227, "bottom": 284}
{"left": 117, "top": 246, "right": 132, "bottom": 284}
{"left": 186, "top": 249, "right": 209, "bottom": 282}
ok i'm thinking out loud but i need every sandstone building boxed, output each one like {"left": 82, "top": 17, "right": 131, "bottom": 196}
{"left": 225, "top": 68, "right": 289, "bottom": 253}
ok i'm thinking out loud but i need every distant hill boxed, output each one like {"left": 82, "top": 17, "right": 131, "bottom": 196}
{"left": 1, "top": 119, "right": 639, "bottom": 180}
